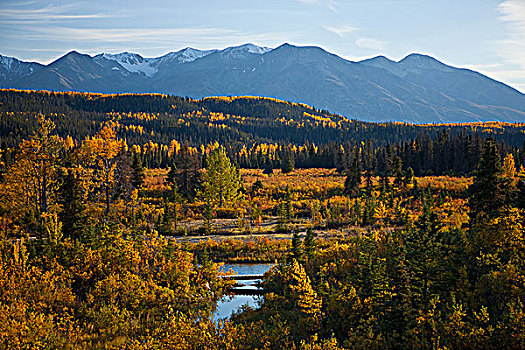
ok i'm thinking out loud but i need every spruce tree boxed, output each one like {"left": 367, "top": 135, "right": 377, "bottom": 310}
{"left": 174, "top": 143, "right": 201, "bottom": 201}
{"left": 404, "top": 167, "right": 414, "bottom": 188}
{"left": 469, "top": 138, "right": 510, "bottom": 221}
{"left": 130, "top": 152, "right": 145, "bottom": 189}
{"left": 292, "top": 232, "right": 304, "bottom": 263}
{"left": 304, "top": 228, "right": 316, "bottom": 262}
{"left": 57, "top": 169, "right": 85, "bottom": 240}
{"left": 281, "top": 151, "right": 295, "bottom": 174}
{"left": 344, "top": 156, "right": 361, "bottom": 197}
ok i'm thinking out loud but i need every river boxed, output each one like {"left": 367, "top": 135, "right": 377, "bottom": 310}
{"left": 214, "top": 263, "right": 273, "bottom": 321}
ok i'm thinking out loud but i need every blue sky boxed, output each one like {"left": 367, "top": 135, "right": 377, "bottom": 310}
{"left": 1, "top": 0, "right": 524, "bottom": 92}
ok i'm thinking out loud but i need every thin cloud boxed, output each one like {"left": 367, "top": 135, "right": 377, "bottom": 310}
{"left": 497, "top": 0, "right": 525, "bottom": 69}
{"left": 42, "top": 28, "right": 236, "bottom": 43}
{"left": 0, "top": 3, "right": 116, "bottom": 22}
{"left": 2, "top": 27, "right": 292, "bottom": 60}
{"left": 34, "top": 27, "right": 287, "bottom": 45}
{"left": 324, "top": 25, "right": 358, "bottom": 37}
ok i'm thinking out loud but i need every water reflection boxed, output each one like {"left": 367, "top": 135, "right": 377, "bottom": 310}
{"left": 214, "top": 263, "right": 273, "bottom": 321}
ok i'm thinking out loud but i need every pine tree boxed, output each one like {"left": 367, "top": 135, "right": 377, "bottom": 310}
{"left": 404, "top": 195, "right": 449, "bottom": 312}
{"left": 283, "top": 185, "right": 294, "bottom": 220}
{"left": 365, "top": 170, "right": 373, "bottom": 194}
{"left": 362, "top": 195, "right": 376, "bottom": 226}
{"left": 278, "top": 188, "right": 294, "bottom": 233}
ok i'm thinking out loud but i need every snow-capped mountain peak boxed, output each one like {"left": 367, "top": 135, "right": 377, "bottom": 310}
{"left": 94, "top": 52, "right": 158, "bottom": 77}
{"left": 176, "top": 48, "right": 217, "bottom": 63}
{"left": 0, "top": 55, "right": 17, "bottom": 70}
{"left": 159, "top": 48, "right": 218, "bottom": 64}
{"left": 0, "top": 55, "right": 43, "bottom": 81}
{"left": 220, "top": 44, "right": 272, "bottom": 58}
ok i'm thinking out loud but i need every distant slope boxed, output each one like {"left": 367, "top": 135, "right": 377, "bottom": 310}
{"left": 2, "top": 89, "right": 524, "bottom": 150}
{"left": 1, "top": 44, "right": 524, "bottom": 123}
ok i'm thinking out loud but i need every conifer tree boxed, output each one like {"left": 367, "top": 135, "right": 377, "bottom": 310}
{"left": 174, "top": 143, "right": 201, "bottom": 201}
{"left": 404, "top": 167, "right": 414, "bottom": 188}
{"left": 281, "top": 151, "right": 295, "bottom": 174}
{"left": 57, "top": 169, "right": 85, "bottom": 240}
{"left": 292, "top": 232, "right": 304, "bottom": 262}
{"left": 344, "top": 155, "right": 361, "bottom": 197}
{"left": 304, "top": 228, "right": 316, "bottom": 262}
{"left": 469, "top": 138, "right": 510, "bottom": 221}
{"left": 392, "top": 155, "right": 404, "bottom": 188}
{"left": 130, "top": 152, "right": 145, "bottom": 189}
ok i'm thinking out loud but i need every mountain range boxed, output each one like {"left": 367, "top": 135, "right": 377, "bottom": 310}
{"left": 1, "top": 43, "right": 524, "bottom": 123}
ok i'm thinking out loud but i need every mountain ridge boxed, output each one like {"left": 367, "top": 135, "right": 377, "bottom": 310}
{"left": 1, "top": 43, "right": 524, "bottom": 123}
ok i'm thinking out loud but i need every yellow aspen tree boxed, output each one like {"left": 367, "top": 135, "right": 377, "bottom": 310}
{"left": 81, "top": 121, "right": 123, "bottom": 214}
{"left": 0, "top": 115, "right": 63, "bottom": 221}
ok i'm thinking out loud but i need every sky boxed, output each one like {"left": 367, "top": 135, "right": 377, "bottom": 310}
{"left": 1, "top": 0, "right": 524, "bottom": 92}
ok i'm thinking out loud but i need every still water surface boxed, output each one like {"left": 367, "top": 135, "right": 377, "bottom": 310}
{"left": 214, "top": 263, "right": 273, "bottom": 321}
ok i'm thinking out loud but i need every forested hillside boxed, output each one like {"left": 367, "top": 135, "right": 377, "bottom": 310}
{"left": 1, "top": 89, "right": 524, "bottom": 177}
{"left": 1, "top": 89, "right": 525, "bottom": 348}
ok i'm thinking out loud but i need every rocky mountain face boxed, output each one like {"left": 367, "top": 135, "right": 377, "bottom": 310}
{"left": 1, "top": 43, "right": 524, "bottom": 123}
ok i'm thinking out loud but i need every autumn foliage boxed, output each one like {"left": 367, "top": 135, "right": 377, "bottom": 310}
{"left": 0, "top": 92, "right": 524, "bottom": 348}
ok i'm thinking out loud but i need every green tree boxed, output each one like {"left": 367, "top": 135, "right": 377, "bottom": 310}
{"left": 173, "top": 143, "right": 201, "bottom": 201}
{"left": 344, "top": 155, "right": 361, "bottom": 197}
{"left": 468, "top": 138, "right": 510, "bottom": 221}
{"left": 304, "top": 228, "right": 316, "bottom": 262}
{"left": 281, "top": 151, "right": 295, "bottom": 174}
{"left": 292, "top": 232, "right": 304, "bottom": 262}
{"left": 57, "top": 168, "right": 85, "bottom": 240}
{"left": 130, "top": 152, "right": 145, "bottom": 189}
{"left": 404, "top": 167, "right": 414, "bottom": 188}
{"left": 392, "top": 155, "right": 404, "bottom": 188}
{"left": 201, "top": 146, "right": 242, "bottom": 208}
